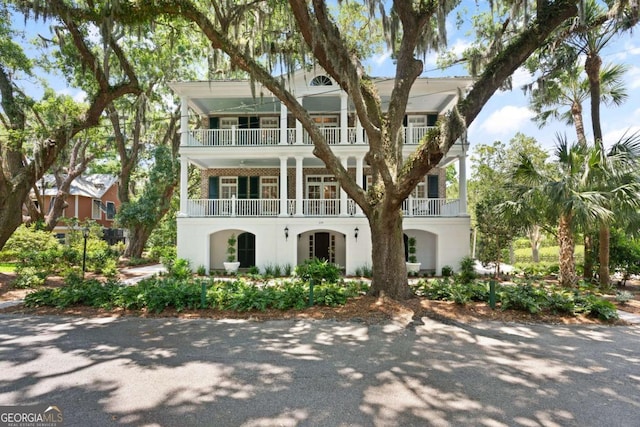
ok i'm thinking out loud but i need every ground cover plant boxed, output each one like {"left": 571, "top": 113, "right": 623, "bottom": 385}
{"left": 23, "top": 276, "right": 369, "bottom": 313}
{"left": 413, "top": 277, "right": 618, "bottom": 321}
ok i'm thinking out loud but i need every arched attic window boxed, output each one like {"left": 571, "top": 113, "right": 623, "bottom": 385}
{"left": 310, "top": 75, "right": 332, "bottom": 86}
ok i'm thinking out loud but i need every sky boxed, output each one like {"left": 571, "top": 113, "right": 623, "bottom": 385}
{"left": 10, "top": 2, "right": 640, "bottom": 171}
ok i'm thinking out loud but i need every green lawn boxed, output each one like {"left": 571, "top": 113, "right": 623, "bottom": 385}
{"left": 514, "top": 245, "right": 584, "bottom": 264}
{"left": 0, "top": 262, "right": 17, "bottom": 273}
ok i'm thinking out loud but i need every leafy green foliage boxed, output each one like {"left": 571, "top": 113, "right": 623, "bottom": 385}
{"left": 413, "top": 278, "right": 618, "bottom": 320}
{"left": 24, "top": 276, "right": 368, "bottom": 313}
{"left": 295, "top": 258, "right": 341, "bottom": 283}
{"left": 441, "top": 265, "right": 453, "bottom": 277}
{"left": 457, "top": 256, "right": 477, "bottom": 284}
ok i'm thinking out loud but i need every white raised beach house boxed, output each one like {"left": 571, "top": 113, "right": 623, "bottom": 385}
{"left": 170, "top": 70, "right": 472, "bottom": 275}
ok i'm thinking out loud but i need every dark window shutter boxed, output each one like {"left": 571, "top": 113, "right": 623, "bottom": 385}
{"left": 403, "top": 115, "right": 408, "bottom": 126}
{"left": 238, "top": 117, "right": 249, "bottom": 129}
{"left": 208, "top": 176, "right": 219, "bottom": 199}
{"left": 362, "top": 175, "right": 367, "bottom": 190}
{"left": 427, "top": 175, "right": 439, "bottom": 198}
{"left": 427, "top": 114, "right": 438, "bottom": 126}
{"left": 250, "top": 116, "right": 260, "bottom": 129}
{"left": 249, "top": 176, "right": 260, "bottom": 199}
{"left": 238, "top": 176, "right": 248, "bottom": 199}
{"left": 209, "top": 117, "right": 219, "bottom": 129}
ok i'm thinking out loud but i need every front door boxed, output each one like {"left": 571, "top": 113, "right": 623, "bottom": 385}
{"left": 314, "top": 232, "right": 330, "bottom": 261}
{"left": 237, "top": 232, "right": 255, "bottom": 268}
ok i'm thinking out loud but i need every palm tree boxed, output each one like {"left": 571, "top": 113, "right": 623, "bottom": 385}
{"left": 586, "top": 132, "right": 640, "bottom": 287}
{"left": 530, "top": 62, "right": 627, "bottom": 146}
{"left": 508, "top": 137, "right": 611, "bottom": 287}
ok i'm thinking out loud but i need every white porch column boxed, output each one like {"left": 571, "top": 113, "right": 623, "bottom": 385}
{"left": 279, "top": 156, "right": 288, "bottom": 216}
{"left": 355, "top": 156, "right": 364, "bottom": 215}
{"left": 458, "top": 154, "right": 468, "bottom": 215}
{"left": 340, "top": 92, "right": 348, "bottom": 144}
{"left": 180, "top": 97, "right": 189, "bottom": 146}
{"left": 179, "top": 157, "right": 188, "bottom": 216}
{"left": 295, "top": 96, "right": 303, "bottom": 145}
{"left": 279, "top": 103, "right": 288, "bottom": 145}
{"left": 355, "top": 117, "right": 363, "bottom": 144}
{"left": 295, "top": 156, "right": 304, "bottom": 216}
{"left": 340, "top": 157, "right": 348, "bottom": 215}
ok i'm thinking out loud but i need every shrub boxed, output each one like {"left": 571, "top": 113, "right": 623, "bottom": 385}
{"left": 499, "top": 284, "right": 547, "bottom": 314}
{"left": 615, "top": 291, "right": 634, "bottom": 304}
{"left": 441, "top": 265, "right": 454, "bottom": 277}
{"left": 295, "top": 258, "right": 341, "bottom": 283}
{"left": 576, "top": 294, "right": 618, "bottom": 321}
{"left": 168, "top": 258, "right": 192, "bottom": 280}
{"left": 13, "top": 266, "right": 46, "bottom": 289}
{"left": 283, "top": 263, "right": 292, "bottom": 277}
{"left": 196, "top": 265, "right": 207, "bottom": 276}
{"left": 458, "top": 256, "right": 477, "bottom": 284}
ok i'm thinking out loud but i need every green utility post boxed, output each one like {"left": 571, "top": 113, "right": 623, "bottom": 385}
{"left": 309, "top": 278, "right": 315, "bottom": 307}
{"left": 201, "top": 281, "right": 207, "bottom": 309}
{"left": 489, "top": 280, "right": 496, "bottom": 309}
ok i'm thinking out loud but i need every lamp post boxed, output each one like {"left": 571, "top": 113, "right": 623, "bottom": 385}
{"left": 82, "top": 227, "right": 89, "bottom": 279}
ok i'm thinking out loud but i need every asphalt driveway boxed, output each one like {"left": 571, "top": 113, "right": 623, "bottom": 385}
{"left": 0, "top": 314, "right": 638, "bottom": 426}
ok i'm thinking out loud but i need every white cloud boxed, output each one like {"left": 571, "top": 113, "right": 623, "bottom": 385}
{"left": 57, "top": 88, "right": 87, "bottom": 104}
{"left": 511, "top": 68, "right": 534, "bottom": 91}
{"left": 371, "top": 50, "right": 391, "bottom": 67}
{"left": 478, "top": 105, "right": 535, "bottom": 136}
{"left": 626, "top": 65, "right": 640, "bottom": 90}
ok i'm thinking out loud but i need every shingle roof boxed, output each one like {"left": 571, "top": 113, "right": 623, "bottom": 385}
{"left": 37, "top": 174, "right": 118, "bottom": 199}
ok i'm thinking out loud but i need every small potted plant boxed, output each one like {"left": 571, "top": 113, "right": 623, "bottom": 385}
{"left": 223, "top": 233, "right": 241, "bottom": 274}
{"left": 406, "top": 236, "right": 421, "bottom": 274}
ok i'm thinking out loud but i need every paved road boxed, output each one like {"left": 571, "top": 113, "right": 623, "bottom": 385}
{"left": 0, "top": 314, "right": 638, "bottom": 427}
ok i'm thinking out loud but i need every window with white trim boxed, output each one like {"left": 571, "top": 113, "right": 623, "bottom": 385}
{"left": 220, "top": 117, "right": 238, "bottom": 129}
{"left": 106, "top": 201, "right": 116, "bottom": 220}
{"left": 260, "top": 117, "right": 279, "bottom": 128}
{"left": 260, "top": 177, "right": 278, "bottom": 199}
{"left": 92, "top": 199, "right": 102, "bottom": 219}
{"left": 220, "top": 177, "right": 238, "bottom": 199}
{"left": 312, "top": 115, "right": 339, "bottom": 127}
{"left": 407, "top": 115, "right": 427, "bottom": 126}
{"left": 411, "top": 180, "right": 426, "bottom": 198}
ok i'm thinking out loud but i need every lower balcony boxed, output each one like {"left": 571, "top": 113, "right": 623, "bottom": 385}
{"left": 185, "top": 198, "right": 460, "bottom": 217}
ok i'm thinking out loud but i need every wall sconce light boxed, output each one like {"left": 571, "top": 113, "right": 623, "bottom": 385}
{"left": 284, "top": 226, "right": 289, "bottom": 241}
{"left": 354, "top": 227, "right": 359, "bottom": 241}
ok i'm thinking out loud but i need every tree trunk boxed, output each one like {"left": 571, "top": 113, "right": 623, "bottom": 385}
{"left": 583, "top": 234, "right": 594, "bottom": 281}
{"left": 558, "top": 214, "right": 577, "bottom": 287}
{"left": 598, "top": 224, "right": 610, "bottom": 287}
{"left": 124, "top": 226, "right": 153, "bottom": 259}
{"left": 0, "top": 182, "right": 29, "bottom": 248}
{"left": 571, "top": 101, "right": 587, "bottom": 146}
{"left": 367, "top": 206, "right": 413, "bottom": 300}
{"left": 528, "top": 225, "right": 541, "bottom": 263}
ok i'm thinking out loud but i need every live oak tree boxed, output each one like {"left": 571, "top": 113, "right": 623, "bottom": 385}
{"left": 0, "top": 3, "right": 140, "bottom": 249}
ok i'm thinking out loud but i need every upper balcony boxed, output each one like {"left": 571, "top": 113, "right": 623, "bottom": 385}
{"left": 185, "top": 197, "right": 461, "bottom": 218}
{"left": 183, "top": 126, "right": 434, "bottom": 147}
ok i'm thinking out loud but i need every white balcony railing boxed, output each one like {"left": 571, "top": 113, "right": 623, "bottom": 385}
{"left": 185, "top": 126, "right": 436, "bottom": 147}
{"left": 402, "top": 198, "right": 459, "bottom": 216}
{"left": 187, "top": 197, "right": 459, "bottom": 217}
